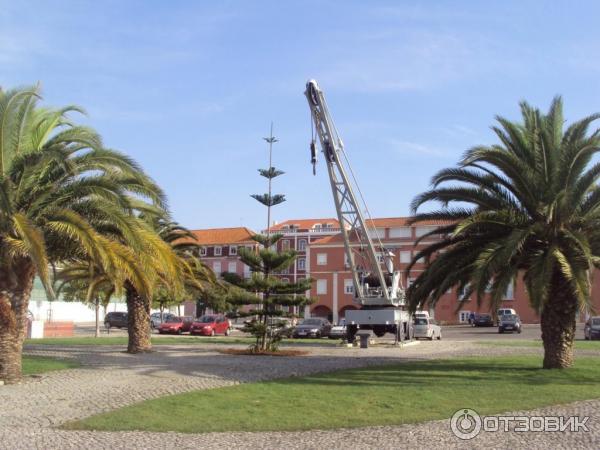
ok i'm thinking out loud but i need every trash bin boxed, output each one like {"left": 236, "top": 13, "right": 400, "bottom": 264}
{"left": 357, "top": 330, "right": 372, "bottom": 349}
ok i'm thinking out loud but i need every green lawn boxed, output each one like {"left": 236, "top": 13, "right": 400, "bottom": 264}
{"left": 22, "top": 355, "right": 80, "bottom": 375}
{"left": 65, "top": 355, "right": 600, "bottom": 433}
{"left": 25, "top": 336, "right": 337, "bottom": 347}
{"left": 477, "top": 340, "right": 600, "bottom": 350}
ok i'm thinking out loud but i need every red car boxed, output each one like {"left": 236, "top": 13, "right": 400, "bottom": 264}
{"left": 189, "top": 314, "right": 231, "bottom": 336}
{"left": 158, "top": 316, "right": 193, "bottom": 335}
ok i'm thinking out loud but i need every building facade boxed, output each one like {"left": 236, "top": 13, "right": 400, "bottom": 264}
{"left": 184, "top": 227, "right": 259, "bottom": 317}
{"left": 306, "top": 217, "right": 596, "bottom": 324}
{"left": 266, "top": 218, "right": 341, "bottom": 284}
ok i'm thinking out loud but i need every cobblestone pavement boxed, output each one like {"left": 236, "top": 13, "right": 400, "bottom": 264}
{"left": 1, "top": 341, "right": 598, "bottom": 449}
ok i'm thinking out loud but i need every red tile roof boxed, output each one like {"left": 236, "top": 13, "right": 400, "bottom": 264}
{"left": 269, "top": 218, "right": 340, "bottom": 231}
{"left": 188, "top": 227, "right": 257, "bottom": 245}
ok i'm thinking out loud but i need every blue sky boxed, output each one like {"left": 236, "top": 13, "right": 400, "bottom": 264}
{"left": 2, "top": 1, "right": 600, "bottom": 231}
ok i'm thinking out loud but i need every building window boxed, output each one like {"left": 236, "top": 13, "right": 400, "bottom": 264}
{"left": 199, "top": 247, "right": 207, "bottom": 256}
{"left": 298, "top": 258, "right": 306, "bottom": 270}
{"left": 282, "top": 278, "right": 289, "bottom": 283}
{"left": 344, "top": 279, "right": 354, "bottom": 294}
{"left": 317, "top": 253, "right": 327, "bottom": 265}
{"left": 280, "top": 267, "right": 289, "bottom": 275}
{"left": 229, "top": 246, "right": 237, "bottom": 256}
{"left": 228, "top": 262, "right": 236, "bottom": 273}
{"left": 298, "top": 239, "right": 307, "bottom": 251}
{"left": 316, "top": 279, "right": 327, "bottom": 295}
{"left": 214, "top": 246, "right": 222, "bottom": 256}
{"left": 389, "top": 227, "right": 411, "bottom": 238}
{"left": 458, "top": 284, "right": 471, "bottom": 301}
{"left": 282, "top": 240, "right": 290, "bottom": 251}
{"left": 313, "top": 224, "right": 322, "bottom": 231}
{"left": 415, "top": 226, "right": 436, "bottom": 238}
{"left": 413, "top": 251, "right": 424, "bottom": 263}
{"left": 504, "top": 281, "right": 515, "bottom": 300}
{"left": 243, "top": 264, "right": 251, "bottom": 279}
{"left": 399, "top": 251, "right": 411, "bottom": 263}
{"left": 213, "top": 262, "right": 221, "bottom": 274}
{"left": 368, "top": 228, "right": 385, "bottom": 239}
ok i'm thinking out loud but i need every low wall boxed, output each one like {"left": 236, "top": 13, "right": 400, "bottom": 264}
{"left": 43, "top": 321, "right": 74, "bottom": 337}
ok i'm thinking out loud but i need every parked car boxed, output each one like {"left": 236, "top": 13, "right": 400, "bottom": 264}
{"left": 413, "top": 317, "right": 442, "bottom": 340}
{"left": 150, "top": 312, "right": 177, "bottom": 329}
{"left": 584, "top": 316, "right": 600, "bottom": 340}
{"left": 496, "top": 308, "right": 517, "bottom": 325}
{"left": 473, "top": 313, "right": 494, "bottom": 327}
{"left": 104, "top": 311, "right": 128, "bottom": 329}
{"left": 498, "top": 314, "right": 522, "bottom": 333}
{"left": 328, "top": 319, "right": 347, "bottom": 339}
{"left": 414, "top": 310, "right": 430, "bottom": 320}
{"left": 268, "top": 317, "right": 295, "bottom": 338}
{"left": 158, "top": 316, "right": 193, "bottom": 335}
{"left": 292, "top": 318, "right": 331, "bottom": 338}
{"left": 190, "top": 314, "right": 231, "bottom": 336}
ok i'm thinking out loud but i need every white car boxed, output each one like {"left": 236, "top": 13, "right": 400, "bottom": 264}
{"left": 496, "top": 308, "right": 517, "bottom": 325}
{"left": 328, "top": 319, "right": 347, "bottom": 339}
{"left": 414, "top": 317, "right": 442, "bottom": 340}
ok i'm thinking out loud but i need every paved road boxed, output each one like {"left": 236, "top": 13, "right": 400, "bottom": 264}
{"left": 75, "top": 321, "right": 589, "bottom": 343}
{"left": 2, "top": 341, "right": 598, "bottom": 449}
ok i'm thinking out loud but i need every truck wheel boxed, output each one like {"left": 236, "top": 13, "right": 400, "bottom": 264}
{"left": 347, "top": 324, "right": 358, "bottom": 344}
{"left": 437, "top": 332, "right": 442, "bottom": 340}
{"left": 373, "top": 325, "right": 386, "bottom": 337}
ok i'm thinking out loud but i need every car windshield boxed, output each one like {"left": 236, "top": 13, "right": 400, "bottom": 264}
{"left": 414, "top": 318, "right": 428, "bottom": 325}
{"left": 503, "top": 315, "right": 517, "bottom": 321}
{"left": 301, "top": 319, "right": 322, "bottom": 325}
{"left": 197, "top": 315, "right": 216, "bottom": 323}
{"left": 166, "top": 317, "right": 182, "bottom": 323}
{"left": 479, "top": 314, "right": 491, "bottom": 319}
{"left": 592, "top": 318, "right": 600, "bottom": 326}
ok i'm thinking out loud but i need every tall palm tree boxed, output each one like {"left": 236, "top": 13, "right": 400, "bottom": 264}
{"left": 123, "top": 218, "right": 217, "bottom": 353}
{"left": 407, "top": 97, "right": 600, "bottom": 369}
{"left": 0, "top": 86, "right": 165, "bottom": 383}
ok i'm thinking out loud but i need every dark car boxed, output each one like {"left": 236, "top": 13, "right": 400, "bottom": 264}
{"left": 584, "top": 317, "right": 600, "bottom": 340}
{"left": 104, "top": 311, "right": 128, "bottom": 329}
{"left": 473, "top": 313, "right": 494, "bottom": 327}
{"left": 158, "top": 316, "right": 194, "bottom": 335}
{"left": 292, "top": 318, "right": 331, "bottom": 338}
{"left": 498, "top": 314, "right": 522, "bottom": 334}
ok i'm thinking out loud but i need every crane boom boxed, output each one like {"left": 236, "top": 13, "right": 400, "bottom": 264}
{"left": 305, "top": 80, "right": 404, "bottom": 307}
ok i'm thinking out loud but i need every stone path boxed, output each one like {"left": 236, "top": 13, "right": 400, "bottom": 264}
{"left": 1, "top": 341, "right": 598, "bottom": 449}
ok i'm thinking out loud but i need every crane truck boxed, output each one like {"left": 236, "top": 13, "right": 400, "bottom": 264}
{"left": 304, "top": 80, "right": 413, "bottom": 344}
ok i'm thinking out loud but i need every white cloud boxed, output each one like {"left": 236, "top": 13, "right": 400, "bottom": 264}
{"left": 385, "top": 138, "right": 453, "bottom": 158}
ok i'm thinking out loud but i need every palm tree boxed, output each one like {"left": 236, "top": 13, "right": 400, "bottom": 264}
{"left": 0, "top": 86, "right": 165, "bottom": 383}
{"left": 407, "top": 97, "right": 600, "bottom": 369}
{"left": 123, "top": 218, "right": 217, "bottom": 353}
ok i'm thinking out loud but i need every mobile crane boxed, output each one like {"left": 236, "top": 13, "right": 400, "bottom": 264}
{"left": 304, "top": 80, "right": 413, "bottom": 343}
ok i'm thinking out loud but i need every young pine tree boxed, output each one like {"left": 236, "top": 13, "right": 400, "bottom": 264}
{"left": 223, "top": 128, "right": 313, "bottom": 351}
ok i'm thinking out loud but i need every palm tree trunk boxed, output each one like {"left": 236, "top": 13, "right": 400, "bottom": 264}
{"left": 0, "top": 260, "right": 35, "bottom": 384}
{"left": 125, "top": 284, "right": 152, "bottom": 353}
{"left": 541, "top": 273, "right": 578, "bottom": 369}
